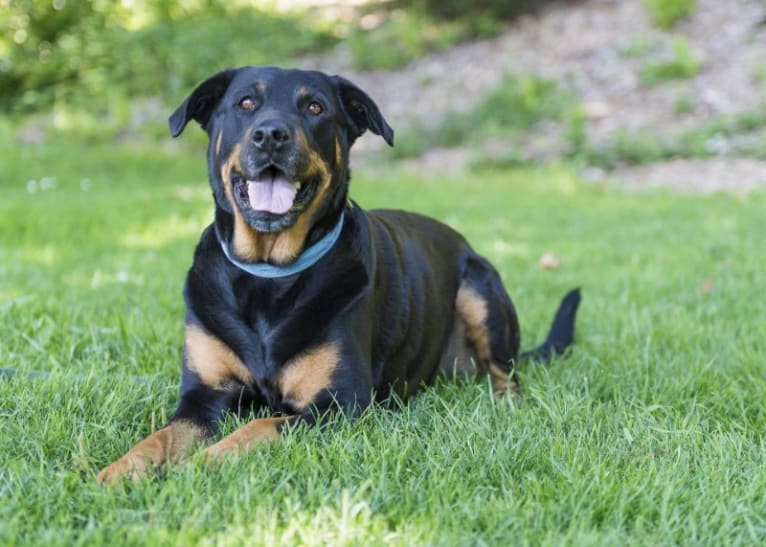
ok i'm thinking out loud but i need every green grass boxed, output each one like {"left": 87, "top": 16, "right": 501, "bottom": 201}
{"left": 1, "top": 132, "right": 766, "bottom": 545}
{"left": 639, "top": 38, "right": 703, "bottom": 87}
{"left": 641, "top": 0, "right": 697, "bottom": 29}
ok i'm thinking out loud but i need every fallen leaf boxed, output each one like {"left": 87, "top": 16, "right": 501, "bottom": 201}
{"left": 539, "top": 251, "right": 562, "bottom": 270}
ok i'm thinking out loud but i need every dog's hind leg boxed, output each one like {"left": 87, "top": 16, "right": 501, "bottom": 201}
{"left": 454, "top": 254, "right": 521, "bottom": 397}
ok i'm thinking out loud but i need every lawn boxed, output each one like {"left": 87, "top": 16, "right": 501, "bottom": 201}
{"left": 1, "top": 133, "right": 765, "bottom": 545}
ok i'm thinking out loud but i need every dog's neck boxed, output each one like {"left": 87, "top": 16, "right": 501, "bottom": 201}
{"left": 215, "top": 210, "right": 345, "bottom": 278}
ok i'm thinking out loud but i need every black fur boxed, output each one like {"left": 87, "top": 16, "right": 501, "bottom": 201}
{"left": 164, "top": 67, "right": 580, "bottom": 435}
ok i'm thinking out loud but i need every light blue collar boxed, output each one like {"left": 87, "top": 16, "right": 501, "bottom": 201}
{"left": 218, "top": 213, "right": 345, "bottom": 278}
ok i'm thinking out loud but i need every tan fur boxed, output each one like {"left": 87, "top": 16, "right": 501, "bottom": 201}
{"left": 205, "top": 416, "right": 290, "bottom": 461}
{"left": 455, "top": 284, "right": 516, "bottom": 396}
{"left": 219, "top": 143, "right": 260, "bottom": 261}
{"left": 220, "top": 134, "right": 334, "bottom": 265}
{"left": 96, "top": 420, "right": 204, "bottom": 483}
{"left": 215, "top": 129, "right": 223, "bottom": 158}
{"left": 185, "top": 324, "right": 253, "bottom": 389}
{"left": 334, "top": 137, "right": 345, "bottom": 168}
{"left": 455, "top": 285, "right": 491, "bottom": 361}
{"left": 276, "top": 342, "right": 340, "bottom": 409}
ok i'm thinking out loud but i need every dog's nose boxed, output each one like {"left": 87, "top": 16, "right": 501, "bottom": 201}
{"left": 252, "top": 120, "right": 291, "bottom": 150}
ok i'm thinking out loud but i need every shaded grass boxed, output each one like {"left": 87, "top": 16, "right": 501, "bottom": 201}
{"left": 1, "top": 136, "right": 765, "bottom": 544}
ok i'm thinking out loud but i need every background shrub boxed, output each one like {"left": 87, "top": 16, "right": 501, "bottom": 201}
{"left": 397, "top": 0, "right": 559, "bottom": 20}
{"left": 0, "top": 1, "right": 337, "bottom": 114}
{"left": 641, "top": 0, "right": 697, "bottom": 29}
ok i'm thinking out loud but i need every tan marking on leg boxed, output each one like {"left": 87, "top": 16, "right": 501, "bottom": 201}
{"left": 185, "top": 324, "right": 253, "bottom": 389}
{"left": 455, "top": 284, "right": 491, "bottom": 360}
{"left": 276, "top": 342, "right": 340, "bottom": 410}
{"left": 488, "top": 361, "right": 516, "bottom": 397}
{"left": 455, "top": 283, "right": 516, "bottom": 397}
{"left": 205, "top": 416, "right": 291, "bottom": 462}
{"left": 97, "top": 420, "right": 204, "bottom": 484}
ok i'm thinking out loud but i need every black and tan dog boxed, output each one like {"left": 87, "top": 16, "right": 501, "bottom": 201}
{"left": 97, "top": 67, "right": 581, "bottom": 483}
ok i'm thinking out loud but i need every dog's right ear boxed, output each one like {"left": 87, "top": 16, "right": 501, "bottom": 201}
{"left": 168, "top": 69, "right": 237, "bottom": 137}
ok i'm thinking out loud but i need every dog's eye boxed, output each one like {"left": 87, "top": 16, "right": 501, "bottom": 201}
{"left": 239, "top": 97, "right": 256, "bottom": 111}
{"left": 307, "top": 101, "right": 323, "bottom": 116}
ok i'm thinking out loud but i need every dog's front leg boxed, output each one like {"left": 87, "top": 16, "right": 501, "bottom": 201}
{"left": 97, "top": 319, "right": 255, "bottom": 484}
{"left": 96, "top": 417, "right": 209, "bottom": 484}
{"left": 203, "top": 340, "right": 373, "bottom": 464}
{"left": 204, "top": 415, "right": 296, "bottom": 462}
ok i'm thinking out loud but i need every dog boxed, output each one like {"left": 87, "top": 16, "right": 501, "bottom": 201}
{"left": 97, "top": 67, "right": 581, "bottom": 483}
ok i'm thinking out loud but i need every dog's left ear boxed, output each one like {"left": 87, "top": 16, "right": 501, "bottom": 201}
{"left": 334, "top": 76, "right": 394, "bottom": 147}
{"left": 168, "top": 68, "right": 237, "bottom": 137}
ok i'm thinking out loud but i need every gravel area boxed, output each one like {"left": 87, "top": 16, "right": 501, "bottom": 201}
{"left": 590, "top": 157, "right": 766, "bottom": 194}
{"left": 302, "top": 0, "right": 766, "bottom": 192}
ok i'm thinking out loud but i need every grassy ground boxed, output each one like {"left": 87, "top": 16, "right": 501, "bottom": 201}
{"left": 1, "top": 132, "right": 765, "bottom": 545}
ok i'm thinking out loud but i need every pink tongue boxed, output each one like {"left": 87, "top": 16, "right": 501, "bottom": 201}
{"left": 247, "top": 174, "right": 296, "bottom": 215}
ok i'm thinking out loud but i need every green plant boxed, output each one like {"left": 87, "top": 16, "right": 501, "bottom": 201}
{"left": 0, "top": 2, "right": 337, "bottom": 115}
{"left": 473, "top": 75, "right": 569, "bottom": 130}
{"left": 673, "top": 93, "right": 695, "bottom": 115}
{"left": 583, "top": 129, "right": 675, "bottom": 169}
{"left": 641, "top": 0, "right": 697, "bottom": 28}
{"left": 348, "top": 10, "right": 449, "bottom": 70}
{"left": 564, "top": 106, "right": 589, "bottom": 157}
{"left": 578, "top": 105, "right": 766, "bottom": 168}
{"left": 385, "top": 74, "right": 571, "bottom": 159}
{"left": 619, "top": 35, "right": 655, "bottom": 59}
{"left": 640, "top": 38, "right": 702, "bottom": 86}
{"left": 347, "top": 10, "right": 496, "bottom": 71}
{"left": 400, "top": 0, "right": 557, "bottom": 20}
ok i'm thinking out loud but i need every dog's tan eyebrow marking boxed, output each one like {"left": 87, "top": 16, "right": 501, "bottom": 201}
{"left": 296, "top": 86, "right": 310, "bottom": 99}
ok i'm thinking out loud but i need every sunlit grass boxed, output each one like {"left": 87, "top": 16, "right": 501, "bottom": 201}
{"left": 1, "top": 135, "right": 765, "bottom": 544}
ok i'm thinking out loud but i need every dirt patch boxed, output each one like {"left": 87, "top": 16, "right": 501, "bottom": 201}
{"left": 304, "top": 0, "right": 766, "bottom": 192}
{"left": 586, "top": 157, "right": 766, "bottom": 194}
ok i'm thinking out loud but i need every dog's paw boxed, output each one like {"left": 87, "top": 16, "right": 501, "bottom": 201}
{"left": 96, "top": 455, "right": 151, "bottom": 484}
{"left": 203, "top": 440, "right": 233, "bottom": 466}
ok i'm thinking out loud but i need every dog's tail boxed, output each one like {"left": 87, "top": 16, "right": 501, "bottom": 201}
{"left": 519, "top": 288, "right": 581, "bottom": 363}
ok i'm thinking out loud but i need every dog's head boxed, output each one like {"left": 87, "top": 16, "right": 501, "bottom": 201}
{"left": 169, "top": 67, "right": 393, "bottom": 262}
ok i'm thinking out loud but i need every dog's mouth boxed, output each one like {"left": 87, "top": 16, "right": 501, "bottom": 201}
{"left": 231, "top": 165, "right": 317, "bottom": 219}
